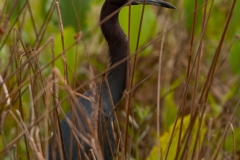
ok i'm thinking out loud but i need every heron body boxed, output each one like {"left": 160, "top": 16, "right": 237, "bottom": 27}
{"left": 49, "top": 0, "right": 174, "bottom": 159}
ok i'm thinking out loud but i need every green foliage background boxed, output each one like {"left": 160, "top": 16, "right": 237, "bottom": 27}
{"left": 0, "top": 0, "right": 240, "bottom": 159}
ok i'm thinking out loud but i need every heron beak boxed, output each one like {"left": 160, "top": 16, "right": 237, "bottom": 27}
{"left": 132, "top": 0, "right": 176, "bottom": 9}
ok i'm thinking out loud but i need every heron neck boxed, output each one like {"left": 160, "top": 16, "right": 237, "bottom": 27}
{"left": 100, "top": 3, "right": 128, "bottom": 105}
{"left": 101, "top": 3, "right": 128, "bottom": 64}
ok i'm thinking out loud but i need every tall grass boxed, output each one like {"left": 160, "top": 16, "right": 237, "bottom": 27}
{"left": 0, "top": 0, "right": 239, "bottom": 159}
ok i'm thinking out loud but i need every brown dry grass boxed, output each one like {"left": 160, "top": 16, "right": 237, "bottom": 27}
{"left": 0, "top": 0, "right": 239, "bottom": 159}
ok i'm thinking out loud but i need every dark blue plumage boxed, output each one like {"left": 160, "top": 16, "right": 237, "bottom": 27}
{"left": 48, "top": 0, "right": 174, "bottom": 159}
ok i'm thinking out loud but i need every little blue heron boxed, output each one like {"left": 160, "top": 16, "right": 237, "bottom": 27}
{"left": 49, "top": 0, "right": 175, "bottom": 159}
